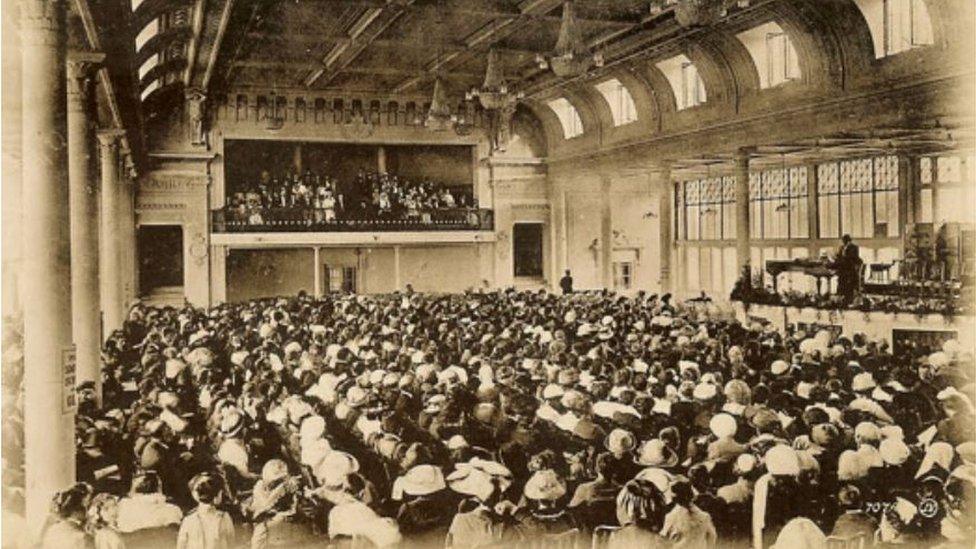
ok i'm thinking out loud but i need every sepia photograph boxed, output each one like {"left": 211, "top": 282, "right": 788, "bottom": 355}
{"left": 1, "top": 0, "right": 975, "bottom": 547}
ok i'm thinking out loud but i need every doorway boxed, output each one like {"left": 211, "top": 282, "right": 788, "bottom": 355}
{"left": 323, "top": 265, "right": 357, "bottom": 293}
{"left": 137, "top": 225, "right": 184, "bottom": 294}
{"left": 513, "top": 223, "right": 544, "bottom": 278}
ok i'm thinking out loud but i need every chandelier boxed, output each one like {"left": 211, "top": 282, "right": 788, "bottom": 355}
{"left": 540, "top": 0, "right": 604, "bottom": 78}
{"left": 467, "top": 49, "right": 522, "bottom": 111}
{"left": 425, "top": 76, "right": 455, "bottom": 132}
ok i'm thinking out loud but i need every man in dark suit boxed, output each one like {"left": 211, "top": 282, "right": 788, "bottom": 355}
{"left": 834, "top": 234, "right": 862, "bottom": 303}
{"left": 559, "top": 270, "right": 574, "bottom": 295}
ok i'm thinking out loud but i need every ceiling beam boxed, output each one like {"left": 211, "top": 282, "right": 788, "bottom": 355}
{"left": 182, "top": 0, "right": 207, "bottom": 86}
{"left": 297, "top": 0, "right": 639, "bottom": 27}
{"left": 201, "top": 0, "right": 237, "bottom": 90}
{"left": 244, "top": 32, "right": 543, "bottom": 56}
{"left": 233, "top": 59, "right": 482, "bottom": 79}
{"left": 304, "top": 1, "right": 416, "bottom": 88}
{"left": 392, "top": 0, "right": 566, "bottom": 93}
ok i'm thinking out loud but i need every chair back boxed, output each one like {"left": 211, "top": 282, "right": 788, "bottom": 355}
{"left": 590, "top": 525, "right": 620, "bottom": 549}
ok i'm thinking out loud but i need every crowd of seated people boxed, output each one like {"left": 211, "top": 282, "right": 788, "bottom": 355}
{"left": 26, "top": 289, "right": 976, "bottom": 548}
{"left": 225, "top": 168, "right": 475, "bottom": 226}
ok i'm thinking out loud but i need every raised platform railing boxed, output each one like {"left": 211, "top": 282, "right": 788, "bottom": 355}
{"left": 212, "top": 207, "right": 494, "bottom": 233}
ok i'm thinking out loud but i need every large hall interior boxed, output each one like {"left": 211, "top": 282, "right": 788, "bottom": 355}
{"left": 2, "top": 0, "right": 976, "bottom": 547}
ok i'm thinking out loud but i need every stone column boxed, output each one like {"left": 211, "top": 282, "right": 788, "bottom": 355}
{"left": 734, "top": 149, "right": 752, "bottom": 285}
{"left": 600, "top": 175, "right": 613, "bottom": 289}
{"left": 67, "top": 53, "right": 103, "bottom": 398}
{"left": 393, "top": 245, "right": 402, "bottom": 290}
{"left": 120, "top": 163, "right": 138, "bottom": 306}
{"left": 313, "top": 247, "right": 321, "bottom": 296}
{"left": 19, "top": 0, "right": 76, "bottom": 536}
{"left": 98, "top": 129, "right": 125, "bottom": 335}
{"left": 652, "top": 164, "right": 673, "bottom": 293}
{"left": 377, "top": 145, "right": 387, "bottom": 174}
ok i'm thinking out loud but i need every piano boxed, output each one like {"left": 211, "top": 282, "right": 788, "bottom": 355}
{"left": 765, "top": 259, "right": 838, "bottom": 295}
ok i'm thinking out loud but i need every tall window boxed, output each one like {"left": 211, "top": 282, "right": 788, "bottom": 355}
{"left": 681, "top": 62, "right": 706, "bottom": 109}
{"left": 140, "top": 79, "right": 159, "bottom": 101}
{"left": 920, "top": 155, "right": 976, "bottom": 224}
{"left": 135, "top": 19, "right": 159, "bottom": 51}
{"left": 547, "top": 97, "right": 584, "bottom": 139}
{"left": 884, "top": 0, "right": 934, "bottom": 55}
{"left": 613, "top": 262, "right": 633, "bottom": 290}
{"left": 595, "top": 79, "right": 637, "bottom": 126}
{"left": 817, "top": 155, "right": 899, "bottom": 238}
{"left": 765, "top": 31, "right": 800, "bottom": 86}
{"left": 678, "top": 176, "right": 736, "bottom": 241}
{"left": 138, "top": 54, "right": 159, "bottom": 80}
{"left": 656, "top": 55, "right": 706, "bottom": 110}
{"left": 749, "top": 167, "right": 809, "bottom": 239}
{"left": 736, "top": 22, "right": 801, "bottom": 88}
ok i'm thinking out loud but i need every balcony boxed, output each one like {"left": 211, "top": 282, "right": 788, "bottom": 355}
{"left": 211, "top": 207, "right": 494, "bottom": 233}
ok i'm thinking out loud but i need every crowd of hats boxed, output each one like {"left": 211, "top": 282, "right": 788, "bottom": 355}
{"left": 56, "top": 289, "right": 976, "bottom": 547}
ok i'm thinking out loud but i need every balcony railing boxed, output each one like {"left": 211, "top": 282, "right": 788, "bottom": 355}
{"left": 212, "top": 207, "right": 494, "bottom": 233}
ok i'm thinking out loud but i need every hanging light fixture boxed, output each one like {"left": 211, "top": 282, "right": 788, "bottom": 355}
{"left": 425, "top": 76, "right": 455, "bottom": 131}
{"left": 467, "top": 49, "right": 522, "bottom": 111}
{"left": 545, "top": 0, "right": 604, "bottom": 78}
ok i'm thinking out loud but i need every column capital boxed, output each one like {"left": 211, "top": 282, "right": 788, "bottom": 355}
{"left": 734, "top": 147, "right": 757, "bottom": 163}
{"left": 96, "top": 128, "right": 125, "bottom": 149}
{"left": 66, "top": 51, "right": 103, "bottom": 108}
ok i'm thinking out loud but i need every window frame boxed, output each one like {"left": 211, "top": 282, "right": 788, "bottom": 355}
{"left": 595, "top": 78, "right": 638, "bottom": 126}
{"left": 547, "top": 97, "right": 584, "bottom": 139}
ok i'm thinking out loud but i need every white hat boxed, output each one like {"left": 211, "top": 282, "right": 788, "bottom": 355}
{"left": 734, "top": 453, "right": 757, "bottom": 475}
{"left": 606, "top": 429, "right": 637, "bottom": 453}
{"left": 710, "top": 414, "right": 737, "bottom": 438}
{"left": 880, "top": 438, "right": 910, "bottom": 465}
{"left": 854, "top": 422, "right": 880, "bottom": 445}
{"left": 916, "top": 442, "right": 955, "bottom": 479}
{"left": 261, "top": 459, "right": 289, "bottom": 485}
{"left": 314, "top": 451, "right": 360, "bottom": 488}
{"left": 693, "top": 382, "right": 717, "bottom": 401}
{"left": 852, "top": 372, "right": 876, "bottom": 392}
{"left": 523, "top": 469, "right": 567, "bottom": 501}
{"left": 346, "top": 386, "right": 368, "bottom": 408}
{"left": 764, "top": 445, "right": 800, "bottom": 476}
{"left": 391, "top": 465, "right": 446, "bottom": 500}
{"left": 542, "top": 383, "right": 565, "bottom": 400}
{"left": 299, "top": 415, "right": 326, "bottom": 442}
{"left": 300, "top": 438, "right": 332, "bottom": 468}
{"left": 770, "top": 360, "right": 790, "bottom": 376}
{"left": 837, "top": 450, "right": 868, "bottom": 481}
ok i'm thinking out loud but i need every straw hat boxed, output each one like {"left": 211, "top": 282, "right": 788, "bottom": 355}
{"left": 636, "top": 439, "right": 678, "bottom": 468}
{"left": 391, "top": 465, "right": 447, "bottom": 500}
{"left": 523, "top": 469, "right": 567, "bottom": 501}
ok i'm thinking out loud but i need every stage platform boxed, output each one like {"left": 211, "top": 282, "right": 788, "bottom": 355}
{"left": 732, "top": 302, "right": 975, "bottom": 351}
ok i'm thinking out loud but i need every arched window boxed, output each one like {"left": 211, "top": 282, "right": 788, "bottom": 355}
{"left": 138, "top": 54, "right": 159, "bottom": 80}
{"left": 547, "top": 97, "right": 584, "bottom": 139}
{"left": 656, "top": 55, "right": 706, "bottom": 110}
{"left": 594, "top": 78, "right": 637, "bottom": 126}
{"left": 736, "top": 21, "right": 801, "bottom": 88}
{"left": 135, "top": 19, "right": 159, "bottom": 51}
{"left": 852, "top": 0, "right": 934, "bottom": 58}
{"left": 140, "top": 79, "right": 159, "bottom": 101}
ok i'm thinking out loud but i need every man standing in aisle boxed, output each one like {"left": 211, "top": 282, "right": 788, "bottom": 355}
{"left": 834, "top": 234, "right": 863, "bottom": 304}
{"left": 560, "top": 270, "right": 574, "bottom": 295}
